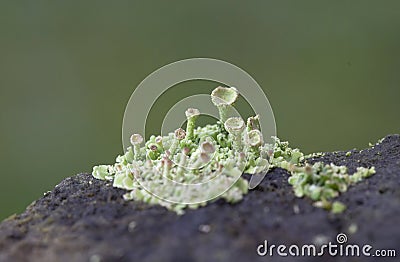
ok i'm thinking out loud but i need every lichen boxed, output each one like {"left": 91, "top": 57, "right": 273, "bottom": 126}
{"left": 92, "top": 86, "right": 271, "bottom": 214}
{"left": 92, "top": 86, "right": 377, "bottom": 215}
{"left": 276, "top": 139, "right": 376, "bottom": 213}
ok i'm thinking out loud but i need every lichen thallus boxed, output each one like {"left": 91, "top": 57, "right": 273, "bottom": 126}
{"left": 92, "top": 86, "right": 376, "bottom": 214}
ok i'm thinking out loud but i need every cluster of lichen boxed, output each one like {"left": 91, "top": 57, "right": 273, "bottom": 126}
{"left": 93, "top": 86, "right": 269, "bottom": 214}
{"left": 92, "top": 86, "right": 376, "bottom": 215}
{"left": 269, "top": 137, "right": 376, "bottom": 213}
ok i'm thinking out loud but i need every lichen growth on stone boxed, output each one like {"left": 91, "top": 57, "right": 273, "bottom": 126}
{"left": 92, "top": 86, "right": 271, "bottom": 214}
{"left": 287, "top": 162, "right": 375, "bottom": 211}
{"left": 274, "top": 139, "right": 376, "bottom": 213}
{"left": 92, "top": 86, "right": 376, "bottom": 215}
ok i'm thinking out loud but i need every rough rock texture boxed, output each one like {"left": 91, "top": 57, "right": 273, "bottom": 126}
{"left": 0, "top": 135, "right": 399, "bottom": 262}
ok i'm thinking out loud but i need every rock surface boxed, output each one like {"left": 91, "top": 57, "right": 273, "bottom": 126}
{"left": 0, "top": 135, "right": 399, "bottom": 262}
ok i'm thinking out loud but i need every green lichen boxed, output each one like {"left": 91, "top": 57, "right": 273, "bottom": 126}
{"left": 331, "top": 201, "right": 347, "bottom": 214}
{"left": 304, "top": 152, "right": 325, "bottom": 159}
{"left": 279, "top": 139, "right": 376, "bottom": 213}
{"left": 92, "top": 85, "right": 377, "bottom": 215}
{"left": 287, "top": 162, "right": 375, "bottom": 212}
{"left": 211, "top": 86, "right": 239, "bottom": 123}
{"left": 92, "top": 86, "right": 271, "bottom": 214}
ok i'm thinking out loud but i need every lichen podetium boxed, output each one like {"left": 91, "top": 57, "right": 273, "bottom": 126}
{"left": 92, "top": 86, "right": 376, "bottom": 214}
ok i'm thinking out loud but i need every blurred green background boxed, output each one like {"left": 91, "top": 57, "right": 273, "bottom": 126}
{"left": 0, "top": 1, "right": 399, "bottom": 220}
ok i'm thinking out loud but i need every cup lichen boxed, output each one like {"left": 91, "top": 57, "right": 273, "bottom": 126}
{"left": 130, "top": 134, "right": 144, "bottom": 160}
{"left": 92, "top": 85, "right": 376, "bottom": 215}
{"left": 185, "top": 108, "right": 200, "bottom": 141}
{"left": 211, "top": 86, "right": 239, "bottom": 122}
{"left": 224, "top": 117, "right": 245, "bottom": 151}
